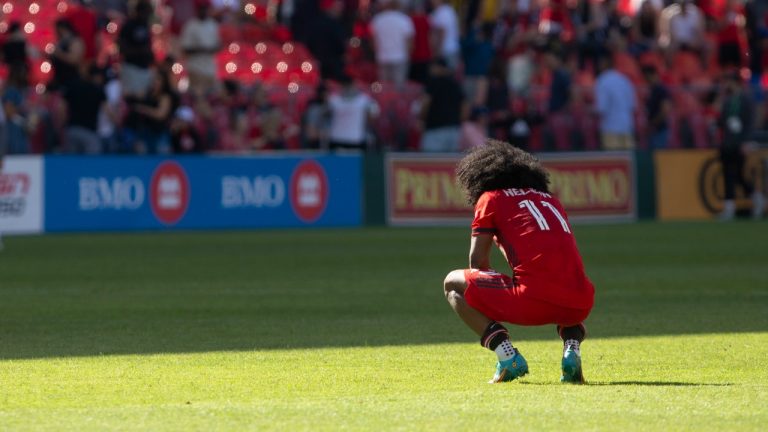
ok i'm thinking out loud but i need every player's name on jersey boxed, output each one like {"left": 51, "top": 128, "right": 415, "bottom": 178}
{"left": 501, "top": 188, "right": 552, "bottom": 199}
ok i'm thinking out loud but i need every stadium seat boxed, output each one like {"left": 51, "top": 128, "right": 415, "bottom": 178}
{"left": 638, "top": 51, "right": 666, "bottom": 77}
{"left": 219, "top": 24, "right": 240, "bottom": 44}
{"left": 688, "top": 112, "right": 711, "bottom": 148}
{"left": 614, "top": 52, "right": 644, "bottom": 86}
{"left": 241, "top": 23, "right": 270, "bottom": 43}
{"left": 548, "top": 112, "right": 574, "bottom": 151}
{"left": 670, "top": 51, "right": 705, "bottom": 85}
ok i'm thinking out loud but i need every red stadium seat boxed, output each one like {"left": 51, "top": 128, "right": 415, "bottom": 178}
{"left": 638, "top": 51, "right": 666, "bottom": 76}
{"left": 670, "top": 51, "right": 705, "bottom": 85}
{"left": 241, "top": 24, "right": 270, "bottom": 43}
{"left": 614, "top": 52, "right": 644, "bottom": 86}
{"left": 548, "top": 112, "right": 574, "bottom": 151}
{"left": 688, "top": 112, "right": 711, "bottom": 148}
{"left": 219, "top": 24, "right": 240, "bottom": 44}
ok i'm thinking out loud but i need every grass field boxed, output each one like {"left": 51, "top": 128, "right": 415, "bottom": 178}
{"left": 0, "top": 222, "right": 766, "bottom": 431}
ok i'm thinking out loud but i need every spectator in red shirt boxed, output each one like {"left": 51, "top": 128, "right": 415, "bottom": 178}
{"left": 65, "top": 0, "right": 99, "bottom": 64}
{"left": 698, "top": 0, "right": 726, "bottom": 22}
{"left": 495, "top": 0, "right": 534, "bottom": 58}
{"left": 539, "top": 0, "right": 574, "bottom": 43}
{"left": 715, "top": 0, "right": 746, "bottom": 69}
{"left": 409, "top": 2, "right": 432, "bottom": 85}
{"left": 246, "top": 85, "right": 294, "bottom": 150}
{"left": 168, "top": 0, "right": 197, "bottom": 35}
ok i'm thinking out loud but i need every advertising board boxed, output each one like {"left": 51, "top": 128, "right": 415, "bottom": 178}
{"left": 386, "top": 152, "right": 636, "bottom": 225}
{"left": 655, "top": 148, "right": 768, "bottom": 220}
{"left": 0, "top": 155, "right": 44, "bottom": 234}
{"left": 45, "top": 155, "right": 362, "bottom": 232}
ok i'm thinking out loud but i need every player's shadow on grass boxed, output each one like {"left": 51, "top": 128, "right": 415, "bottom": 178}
{"left": 585, "top": 381, "right": 733, "bottom": 387}
{"left": 521, "top": 381, "right": 733, "bottom": 387}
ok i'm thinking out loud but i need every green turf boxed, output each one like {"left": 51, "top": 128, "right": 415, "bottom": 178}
{"left": 0, "top": 222, "right": 766, "bottom": 431}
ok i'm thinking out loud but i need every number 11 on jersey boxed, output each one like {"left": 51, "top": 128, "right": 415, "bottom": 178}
{"left": 519, "top": 199, "right": 571, "bottom": 233}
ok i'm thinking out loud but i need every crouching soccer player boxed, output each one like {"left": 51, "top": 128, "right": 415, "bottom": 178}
{"left": 444, "top": 140, "right": 595, "bottom": 383}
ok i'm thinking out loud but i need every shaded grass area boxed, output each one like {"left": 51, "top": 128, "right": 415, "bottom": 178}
{"left": 0, "top": 222, "right": 766, "bottom": 359}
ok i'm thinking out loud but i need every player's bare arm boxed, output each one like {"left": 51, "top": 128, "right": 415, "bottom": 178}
{"left": 469, "top": 234, "right": 493, "bottom": 270}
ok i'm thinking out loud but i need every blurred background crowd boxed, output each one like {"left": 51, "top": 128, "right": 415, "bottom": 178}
{"left": 0, "top": 0, "right": 767, "bottom": 155}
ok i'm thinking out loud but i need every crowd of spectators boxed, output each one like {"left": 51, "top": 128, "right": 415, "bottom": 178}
{"left": 1, "top": 0, "right": 768, "bottom": 156}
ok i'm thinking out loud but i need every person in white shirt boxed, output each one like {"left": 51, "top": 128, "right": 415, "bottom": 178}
{"left": 370, "top": 0, "right": 414, "bottom": 86}
{"left": 429, "top": 0, "right": 461, "bottom": 69}
{"left": 98, "top": 68, "right": 123, "bottom": 152}
{"left": 180, "top": 0, "right": 221, "bottom": 94}
{"left": 328, "top": 75, "right": 380, "bottom": 150}
{"left": 659, "top": 0, "right": 705, "bottom": 59}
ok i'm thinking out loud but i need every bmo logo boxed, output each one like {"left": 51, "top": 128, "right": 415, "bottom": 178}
{"left": 78, "top": 177, "right": 144, "bottom": 210}
{"left": 290, "top": 160, "right": 329, "bottom": 223}
{"left": 150, "top": 161, "right": 190, "bottom": 225}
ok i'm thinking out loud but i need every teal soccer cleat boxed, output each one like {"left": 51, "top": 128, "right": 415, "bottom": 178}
{"left": 560, "top": 343, "right": 584, "bottom": 384}
{"left": 489, "top": 352, "right": 529, "bottom": 383}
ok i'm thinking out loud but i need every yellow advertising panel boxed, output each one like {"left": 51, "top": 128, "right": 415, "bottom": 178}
{"left": 655, "top": 149, "right": 767, "bottom": 220}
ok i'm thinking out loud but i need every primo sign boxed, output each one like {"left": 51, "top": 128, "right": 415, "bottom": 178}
{"left": 386, "top": 152, "right": 636, "bottom": 225}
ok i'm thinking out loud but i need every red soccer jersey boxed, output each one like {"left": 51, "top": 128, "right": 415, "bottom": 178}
{"left": 471, "top": 188, "right": 594, "bottom": 310}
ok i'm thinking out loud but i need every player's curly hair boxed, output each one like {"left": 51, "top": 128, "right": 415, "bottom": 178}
{"left": 456, "top": 139, "right": 550, "bottom": 206}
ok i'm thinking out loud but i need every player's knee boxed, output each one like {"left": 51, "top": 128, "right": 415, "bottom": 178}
{"left": 443, "top": 270, "right": 467, "bottom": 299}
